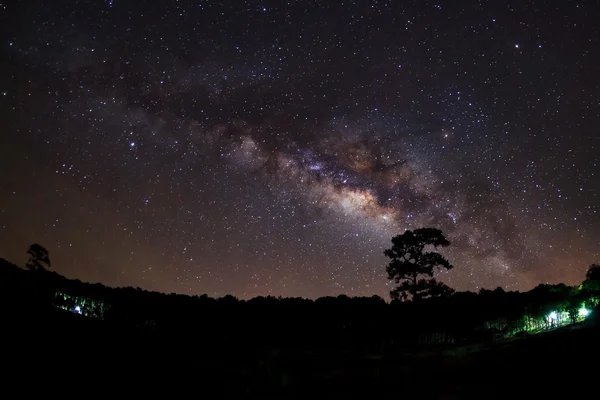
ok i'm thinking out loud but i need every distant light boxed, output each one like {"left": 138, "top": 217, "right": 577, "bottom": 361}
{"left": 130, "top": 142, "right": 135, "bottom": 147}
{"left": 547, "top": 311, "right": 557, "bottom": 321}
{"left": 74, "top": 305, "right": 81, "bottom": 314}
{"left": 515, "top": 44, "right": 519, "bottom": 49}
{"left": 579, "top": 307, "right": 589, "bottom": 317}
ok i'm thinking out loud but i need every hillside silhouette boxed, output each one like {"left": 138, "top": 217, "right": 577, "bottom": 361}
{"left": 2, "top": 255, "right": 600, "bottom": 397}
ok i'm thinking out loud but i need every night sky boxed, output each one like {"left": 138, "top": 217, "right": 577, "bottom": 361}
{"left": 1, "top": 1, "right": 599, "bottom": 299}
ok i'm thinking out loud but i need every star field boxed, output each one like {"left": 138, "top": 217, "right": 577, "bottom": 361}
{"left": 1, "top": 1, "right": 599, "bottom": 298}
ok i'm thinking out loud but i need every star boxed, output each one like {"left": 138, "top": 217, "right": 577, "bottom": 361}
{"left": 0, "top": 0, "right": 597, "bottom": 299}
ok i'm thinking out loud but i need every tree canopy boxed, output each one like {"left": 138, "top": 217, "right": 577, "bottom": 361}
{"left": 26, "top": 243, "right": 51, "bottom": 271}
{"left": 583, "top": 264, "right": 600, "bottom": 292}
{"left": 384, "top": 228, "right": 453, "bottom": 301}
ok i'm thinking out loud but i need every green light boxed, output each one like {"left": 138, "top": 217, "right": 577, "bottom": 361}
{"left": 578, "top": 307, "right": 589, "bottom": 317}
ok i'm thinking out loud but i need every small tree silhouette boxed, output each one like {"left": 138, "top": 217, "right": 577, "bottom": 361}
{"left": 26, "top": 243, "right": 51, "bottom": 271}
{"left": 384, "top": 228, "right": 453, "bottom": 301}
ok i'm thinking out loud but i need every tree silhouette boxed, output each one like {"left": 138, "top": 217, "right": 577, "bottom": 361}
{"left": 26, "top": 243, "right": 51, "bottom": 271}
{"left": 586, "top": 264, "right": 600, "bottom": 281}
{"left": 384, "top": 228, "right": 454, "bottom": 301}
{"left": 583, "top": 264, "right": 600, "bottom": 293}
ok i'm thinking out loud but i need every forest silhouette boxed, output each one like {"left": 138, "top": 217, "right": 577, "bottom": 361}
{"left": 2, "top": 233, "right": 600, "bottom": 397}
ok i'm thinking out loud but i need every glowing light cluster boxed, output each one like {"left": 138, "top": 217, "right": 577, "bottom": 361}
{"left": 578, "top": 307, "right": 589, "bottom": 317}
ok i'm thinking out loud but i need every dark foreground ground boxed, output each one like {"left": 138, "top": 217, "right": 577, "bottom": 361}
{"left": 3, "top": 306, "right": 600, "bottom": 398}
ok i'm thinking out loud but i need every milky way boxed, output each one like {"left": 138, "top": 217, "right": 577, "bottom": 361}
{"left": 1, "top": 1, "right": 599, "bottom": 298}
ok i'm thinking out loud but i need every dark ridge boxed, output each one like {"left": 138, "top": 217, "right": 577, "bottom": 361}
{"left": 2, "top": 258, "right": 600, "bottom": 397}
